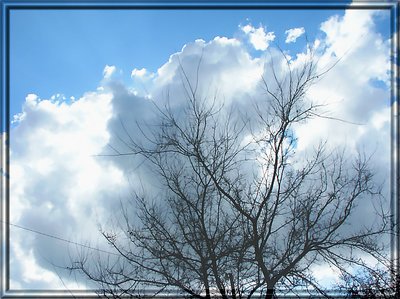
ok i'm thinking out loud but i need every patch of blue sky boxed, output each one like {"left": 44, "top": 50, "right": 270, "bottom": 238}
{"left": 373, "top": 8, "right": 393, "bottom": 40}
{"left": 369, "top": 78, "right": 389, "bottom": 90}
{"left": 9, "top": 8, "right": 349, "bottom": 123}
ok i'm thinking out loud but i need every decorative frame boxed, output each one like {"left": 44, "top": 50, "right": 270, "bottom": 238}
{"left": 1, "top": 1, "right": 398, "bottom": 298}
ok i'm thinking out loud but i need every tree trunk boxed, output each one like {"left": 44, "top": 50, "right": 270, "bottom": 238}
{"left": 265, "top": 287, "right": 275, "bottom": 299}
{"left": 229, "top": 273, "right": 236, "bottom": 299}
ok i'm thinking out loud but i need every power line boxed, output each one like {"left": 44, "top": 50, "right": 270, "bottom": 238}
{"left": 1, "top": 220, "right": 120, "bottom": 256}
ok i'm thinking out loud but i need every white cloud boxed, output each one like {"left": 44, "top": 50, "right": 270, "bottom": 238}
{"left": 25, "top": 93, "right": 39, "bottom": 105}
{"left": 371, "top": 106, "right": 390, "bottom": 130}
{"left": 241, "top": 24, "right": 253, "bottom": 34}
{"left": 285, "top": 27, "right": 305, "bottom": 43}
{"left": 10, "top": 239, "right": 83, "bottom": 289}
{"left": 11, "top": 112, "right": 25, "bottom": 124}
{"left": 240, "top": 23, "right": 275, "bottom": 51}
{"left": 131, "top": 67, "right": 155, "bottom": 83}
{"left": 103, "top": 64, "right": 116, "bottom": 79}
{"left": 9, "top": 89, "right": 131, "bottom": 289}
{"left": 293, "top": 9, "right": 391, "bottom": 153}
{"left": 131, "top": 67, "right": 147, "bottom": 78}
{"left": 50, "top": 93, "right": 65, "bottom": 102}
{"left": 309, "top": 264, "right": 341, "bottom": 288}
{"left": 153, "top": 36, "right": 263, "bottom": 102}
{"left": 291, "top": 9, "right": 391, "bottom": 230}
{"left": 319, "top": 9, "right": 390, "bottom": 86}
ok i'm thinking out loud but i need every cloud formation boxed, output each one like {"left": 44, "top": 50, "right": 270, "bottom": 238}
{"left": 103, "top": 65, "right": 116, "bottom": 79}
{"left": 10, "top": 90, "right": 129, "bottom": 289}
{"left": 130, "top": 67, "right": 152, "bottom": 79}
{"left": 240, "top": 23, "right": 275, "bottom": 50}
{"left": 285, "top": 27, "right": 305, "bottom": 43}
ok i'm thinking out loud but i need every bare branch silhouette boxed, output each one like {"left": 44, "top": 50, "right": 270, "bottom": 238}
{"left": 69, "top": 47, "right": 391, "bottom": 299}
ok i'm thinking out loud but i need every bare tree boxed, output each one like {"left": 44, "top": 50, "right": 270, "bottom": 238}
{"left": 336, "top": 257, "right": 398, "bottom": 298}
{"left": 69, "top": 48, "right": 391, "bottom": 298}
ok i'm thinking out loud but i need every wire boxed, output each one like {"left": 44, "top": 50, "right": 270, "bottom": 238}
{"left": 1, "top": 220, "right": 120, "bottom": 256}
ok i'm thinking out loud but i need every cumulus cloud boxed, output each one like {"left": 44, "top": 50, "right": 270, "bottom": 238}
{"left": 285, "top": 27, "right": 305, "bottom": 43}
{"left": 9, "top": 90, "right": 130, "bottom": 289}
{"left": 103, "top": 64, "right": 116, "bottom": 79}
{"left": 131, "top": 67, "right": 147, "bottom": 78}
{"left": 153, "top": 36, "right": 263, "bottom": 103}
{"left": 293, "top": 9, "right": 390, "bottom": 152}
{"left": 240, "top": 23, "right": 275, "bottom": 50}
{"left": 130, "top": 68, "right": 155, "bottom": 87}
{"left": 8, "top": 9, "right": 391, "bottom": 291}
{"left": 290, "top": 9, "right": 391, "bottom": 228}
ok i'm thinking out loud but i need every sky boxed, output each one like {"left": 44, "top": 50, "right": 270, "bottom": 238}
{"left": 12, "top": 7, "right": 391, "bottom": 120}
{"left": 4, "top": 4, "right": 394, "bottom": 294}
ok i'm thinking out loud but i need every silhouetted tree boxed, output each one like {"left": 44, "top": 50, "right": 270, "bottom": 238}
{"left": 337, "top": 257, "right": 398, "bottom": 298}
{"left": 69, "top": 48, "right": 390, "bottom": 299}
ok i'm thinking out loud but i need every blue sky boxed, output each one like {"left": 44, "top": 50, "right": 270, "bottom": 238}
{"left": 5, "top": 5, "right": 394, "bottom": 292}
{"left": 9, "top": 8, "right": 365, "bottom": 120}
